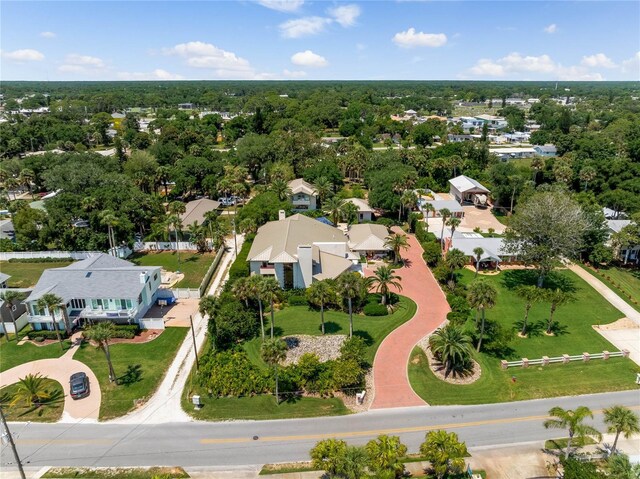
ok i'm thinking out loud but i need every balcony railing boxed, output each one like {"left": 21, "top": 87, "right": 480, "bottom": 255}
{"left": 259, "top": 266, "right": 276, "bottom": 275}
{"left": 79, "top": 306, "right": 138, "bottom": 320}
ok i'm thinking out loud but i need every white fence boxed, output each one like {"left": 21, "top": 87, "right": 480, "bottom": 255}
{"left": 138, "top": 318, "right": 165, "bottom": 330}
{"left": 134, "top": 241, "right": 200, "bottom": 252}
{"left": 0, "top": 251, "right": 101, "bottom": 261}
{"left": 199, "top": 247, "right": 225, "bottom": 296}
{"left": 0, "top": 313, "right": 29, "bottom": 334}
{"left": 501, "top": 350, "right": 629, "bottom": 369}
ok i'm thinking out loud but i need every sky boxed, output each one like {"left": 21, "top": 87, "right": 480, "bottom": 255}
{"left": 1, "top": 0, "right": 639, "bottom": 82}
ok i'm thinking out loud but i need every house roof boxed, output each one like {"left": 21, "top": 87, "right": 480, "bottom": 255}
{"left": 489, "top": 147, "right": 536, "bottom": 155}
{"left": 607, "top": 219, "right": 632, "bottom": 234}
{"left": 343, "top": 198, "right": 374, "bottom": 213}
{"left": 312, "top": 248, "right": 353, "bottom": 281}
{"left": 425, "top": 200, "right": 464, "bottom": 213}
{"left": 248, "top": 214, "right": 347, "bottom": 263}
{"left": 0, "top": 273, "right": 9, "bottom": 284}
{"left": 534, "top": 144, "right": 557, "bottom": 153}
{"left": 25, "top": 253, "right": 161, "bottom": 304}
{"left": 0, "top": 219, "right": 15, "bottom": 240}
{"left": 180, "top": 199, "right": 221, "bottom": 227}
{"left": 347, "top": 224, "right": 390, "bottom": 251}
{"left": 288, "top": 178, "right": 316, "bottom": 196}
{"left": 450, "top": 237, "right": 510, "bottom": 262}
{"left": 449, "top": 175, "right": 490, "bottom": 194}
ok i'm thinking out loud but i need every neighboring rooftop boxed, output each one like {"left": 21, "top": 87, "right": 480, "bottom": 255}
{"left": 180, "top": 198, "right": 221, "bottom": 227}
{"left": 347, "top": 224, "right": 390, "bottom": 252}
{"left": 288, "top": 178, "right": 317, "bottom": 196}
{"left": 343, "top": 198, "right": 374, "bottom": 213}
{"left": 425, "top": 200, "right": 464, "bottom": 213}
{"left": 607, "top": 219, "right": 632, "bottom": 234}
{"left": 449, "top": 175, "right": 490, "bottom": 193}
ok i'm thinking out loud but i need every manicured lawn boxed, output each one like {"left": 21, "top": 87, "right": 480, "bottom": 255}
{"left": 579, "top": 264, "right": 640, "bottom": 313}
{"left": 0, "top": 260, "right": 73, "bottom": 288}
{"left": 42, "top": 467, "right": 189, "bottom": 478}
{"left": 130, "top": 251, "right": 215, "bottom": 288}
{"left": 0, "top": 378, "right": 64, "bottom": 422}
{"left": 74, "top": 327, "right": 187, "bottom": 420}
{"left": 0, "top": 337, "right": 71, "bottom": 372}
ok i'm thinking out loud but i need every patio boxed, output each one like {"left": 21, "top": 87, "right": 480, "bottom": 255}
{"left": 144, "top": 298, "right": 199, "bottom": 327}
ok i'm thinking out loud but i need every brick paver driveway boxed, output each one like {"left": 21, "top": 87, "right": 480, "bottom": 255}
{"left": 368, "top": 227, "right": 449, "bottom": 409}
{"left": 0, "top": 340, "right": 101, "bottom": 422}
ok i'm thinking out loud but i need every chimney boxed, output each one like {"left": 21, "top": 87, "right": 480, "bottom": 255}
{"left": 297, "top": 245, "right": 313, "bottom": 288}
{"left": 278, "top": 210, "right": 286, "bottom": 221}
{"left": 140, "top": 272, "right": 147, "bottom": 284}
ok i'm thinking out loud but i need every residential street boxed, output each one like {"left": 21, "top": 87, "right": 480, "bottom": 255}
{"left": 2, "top": 390, "right": 638, "bottom": 471}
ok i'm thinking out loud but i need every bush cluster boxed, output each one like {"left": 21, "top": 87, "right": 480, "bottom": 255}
{"left": 287, "top": 294, "right": 308, "bottom": 306}
{"left": 27, "top": 330, "right": 69, "bottom": 340}
{"left": 8, "top": 257, "right": 74, "bottom": 263}
{"left": 363, "top": 303, "right": 388, "bottom": 316}
{"left": 228, "top": 235, "right": 254, "bottom": 281}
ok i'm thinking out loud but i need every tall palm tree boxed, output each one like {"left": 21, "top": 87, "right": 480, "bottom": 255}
{"left": 371, "top": 265, "right": 402, "bottom": 305}
{"left": 9, "top": 373, "right": 51, "bottom": 408}
{"left": 515, "top": 285, "right": 542, "bottom": 336}
{"left": 198, "top": 295, "right": 218, "bottom": 351}
{"left": 36, "top": 293, "right": 65, "bottom": 350}
{"left": 423, "top": 202, "right": 436, "bottom": 219}
{"left": 400, "top": 190, "right": 417, "bottom": 221}
{"left": 341, "top": 201, "right": 359, "bottom": 226}
{"left": 385, "top": 232, "right": 409, "bottom": 264}
{"left": 365, "top": 435, "right": 407, "bottom": 479}
{"left": 261, "top": 338, "right": 288, "bottom": 404}
{"left": 603, "top": 405, "right": 640, "bottom": 454}
{"left": 81, "top": 196, "right": 98, "bottom": 213}
{"left": 446, "top": 217, "right": 461, "bottom": 243}
{"left": 429, "top": 324, "right": 474, "bottom": 379}
{"left": 84, "top": 322, "right": 117, "bottom": 382}
{"left": 313, "top": 176, "right": 333, "bottom": 208}
{"left": 337, "top": 272, "right": 362, "bottom": 338}
{"left": 0, "top": 291, "right": 25, "bottom": 342}
{"left": 544, "top": 288, "right": 574, "bottom": 335}
{"left": 148, "top": 220, "right": 169, "bottom": 250}
{"left": 232, "top": 277, "right": 252, "bottom": 308}
{"left": 473, "top": 247, "right": 484, "bottom": 277}
{"left": 99, "top": 209, "right": 119, "bottom": 252}
{"left": 467, "top": 280, "right": 497, "bottom": 352}
{"left": 167, "top": 214, "right": 183, "bottom": 265}
{"left": 306, "top": 280, "right": 335, "bottom": 334}
{"left": 439, "top": 208, "right": 451, "bottom": 248}
{"left": 325, "top": 196, "right": 343, "bottom": 225}
{"left": 445, "top": 248, "right": 467, "bottom": 282}
{"left": 248, "top": 275, "right": 266, "bottom": 341}
{"left": 544, "top": 406, "right": 602, "bottom": 459}
{"left": 419, "top": 430, "right": 468, "bottom": 479}
{"left": 155, "top": 165, "right": 171, "bottom": 197}
{"left": 260, "top": 277, "right": 281, "bottom": 339}
{"left": 18, "top": 168, "right": 35, "bottom": 198}
{"left": 271, "top": 178, "right": 292, "bottom": 201}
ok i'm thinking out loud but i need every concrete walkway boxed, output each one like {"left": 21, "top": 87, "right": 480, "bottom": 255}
{"left": 368, "top": 227, "right": 449, "bottom": 409}
{"left": 0, "top": 335, "right": 101, "bottom": 423}
{"left": 110, "top": 235, "right": 243, "bottom": 424}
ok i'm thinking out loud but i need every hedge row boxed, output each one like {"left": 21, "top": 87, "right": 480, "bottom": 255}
{"left": 8, "top": 257, "right": 74, "bottom": 263}
{"left": 27, "top": 330, "right": 69, "bottom": 340}
{"left": 228, "top": 234, "right": 255, "bottom": 281}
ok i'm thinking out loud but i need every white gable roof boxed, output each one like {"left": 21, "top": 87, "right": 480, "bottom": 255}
{"left": 449, "top": 175, "right": 490, "bottom": 194}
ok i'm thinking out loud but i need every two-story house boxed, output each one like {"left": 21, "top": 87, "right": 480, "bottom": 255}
{"left": 24, "top": 254, "right": 162, "bottom": 331}
{"left": 288, "top": 178, "right": 318, "bottom": 211}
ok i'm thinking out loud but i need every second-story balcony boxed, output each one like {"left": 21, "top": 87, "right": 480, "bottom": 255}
{"left": 78, "top": 306, "right": 138, "bottom": 321}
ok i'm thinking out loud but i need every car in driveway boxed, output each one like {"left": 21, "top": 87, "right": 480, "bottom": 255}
{"left": 69, "top": 372, "right": 90, "bottom": 399}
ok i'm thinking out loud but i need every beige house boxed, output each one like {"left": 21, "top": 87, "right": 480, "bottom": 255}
{"left": 343, "top": 198, "right": 374, "bottom": 223}
{"left": 347, "top": 224, "right": 390, "bottom": 258}
{"left": 247, "top": 213, "right": 360, "bottom": 289}
{"left": 288, "top": 178, "right": 318, "bottom": 211}
{"left": 180, "top": 198, "right": 221, "bottom": 226}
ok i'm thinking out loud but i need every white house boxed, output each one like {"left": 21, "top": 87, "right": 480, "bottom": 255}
{"left": 343, "top": 198, "right": 374, "bottom": 223}
{"left": 449, "top": 175, "right": 490, "bottom": 206}
{"left": 449, "top": 233, "right": 518, "bottom": 269}
{"left": 533, "top": 144, "right": 558, "bottom": 157}
{"left": 247, "top": 213, "right": 360, "bottom": 289}
{"left": 489, "top": 147, "right": 537, "bottom": 160}
{"left": 288, "top": 178, "right": 318, "bottom": 211}
{"left": 24, "top": 254, "right": 162, "bottom": 331}
{"left": 607, "top": 219, "right": 639, "bottom": 264}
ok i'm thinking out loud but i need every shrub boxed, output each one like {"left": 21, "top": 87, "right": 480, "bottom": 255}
{"left": 228, "top": 236, "right": 254, "bottom": 281}
{"left": 340, "top": 336, "right": 368, "bottom": 367}
{"left": 446, "top": 311, "right": 468, "bottom": 324}
{"left": 375, "top": 217, "right": 395, "bottom": 227}
{"left": 287, "top": 295, "right": 308, "bottom": 306}
{"left": 421, "top": 241, "right": 442, "bottom": 266}
{"left": 197, "top": 350, "right": 270, "bottom": 396}
{"left": 363, "top": 303, "right": 388, "bottom": 316}
{"left": 27, "top": 330, "right": 69, "bottom": 340}
{"left": 446, "top": 293, "right": 471, "bottom": 315}
{"left": 33, "top": 336, "right": 45, "bottom": 343}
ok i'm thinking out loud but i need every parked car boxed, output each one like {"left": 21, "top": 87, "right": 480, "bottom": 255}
{"left": 69, "top": 372, "right": 90, "bottom": 399}
{"left": 218, "top": 196, "right": 236, "bottom": 207}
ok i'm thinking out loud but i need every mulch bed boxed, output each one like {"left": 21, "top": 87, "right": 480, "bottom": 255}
{"left": 104, "top": 329, "right": 164, "bottom": 345}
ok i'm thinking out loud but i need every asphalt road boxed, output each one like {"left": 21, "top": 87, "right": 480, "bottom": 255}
{"left": 2, "top": 390, "right": 638, "bottom": 470}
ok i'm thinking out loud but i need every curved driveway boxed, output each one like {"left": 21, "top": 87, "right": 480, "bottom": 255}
{"left": 0, "top": 344, "right": 101, "bottom": 423}
{"left": 368, "top": 227, "right": 450, "bottom": 409}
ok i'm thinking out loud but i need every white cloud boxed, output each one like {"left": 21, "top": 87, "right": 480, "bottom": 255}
{"left": 279, "top": 16, "right": 330, "bottom": 38}
{"left": 544, "top": 23, "right": 558, "bottom": 34}
{"left": 392, "top": 28, "right": 447, "bottom": 48}
{"left": 257, "top": 0, "right": 304, "bottom": 12}
{"left": 621, "top": 51, "right": 640, "bottom": 75}
{"left": 1, "top": 49, "right": 45, "bottom": 62}
{"left": 283, "top": 69, "right": 307, "bottom": 78}
{"left": 581, "top": 53, "right": 616, "bottom": 69}
{"left": 64, "top": 54, "right": 105, "bottom": 68}
{"left": 328, "top": 4, "right": 361, "bottom": 27}
{"left": 469, "top": 59, "right": 506, "bottom": 77}
{"left": 40, "top": 31, "right": 57, "bottom": 38}
{"left": 117, "top": 69, "right": 184, "bottom": 81}
{"left": 291, "top": 50, "right": 328, "bottom": 67}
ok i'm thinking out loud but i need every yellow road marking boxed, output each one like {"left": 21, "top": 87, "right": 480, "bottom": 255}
{"left": 200, "top": 405, "right": 640, "bottom": 445}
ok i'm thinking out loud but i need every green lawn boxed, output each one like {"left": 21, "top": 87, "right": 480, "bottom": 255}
{"left": 408, "top": 268, "right": 640, "bottom": 405}
{"left": 0, "top": 260, "right": 73, "bottom": 288}
{"left": 0, "top": 378, "right": 64, "bottom": 422}
{"left": 74, "top": 327, "right": 187, "bottom": 420}
{"left": 580, "top": 264, "right": 640, "bottom": 313}
{"left": 0, "top": 338, "right": 71, "bottom": 372}
{"left": 130, "top": 251, "right": 215, "bottom": 288}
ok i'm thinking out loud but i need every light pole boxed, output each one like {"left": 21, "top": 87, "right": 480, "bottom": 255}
{"left": 0, "top": 406, "right": 26, "bottom": 479}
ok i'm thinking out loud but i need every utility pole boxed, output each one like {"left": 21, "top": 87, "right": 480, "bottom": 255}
{"left": 189, "top": 315, "right": 199, "bottom": 372}
{"left": 0, "top": 406, "right": 26, "bottom": 479}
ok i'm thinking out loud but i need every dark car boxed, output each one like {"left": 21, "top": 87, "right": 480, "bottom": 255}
{"left": 69, "top": 372, "right": 89, "bottom": 399}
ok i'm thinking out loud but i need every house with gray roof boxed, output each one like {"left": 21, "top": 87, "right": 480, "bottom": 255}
{"left": 449, "top": 233, "right": 518, "bottom": 269}
{"left": 343, "top": 198, "right": 374, "bottom": 223}
{"left": 180, "top": 198, "right": 221, "bottom": 228}
{"left": 247, "top": 212, "right": 359, "bottom": 289}
{"left": 347, "top": 224, "right": 390, "bottom": 258}
{"left": 288, "top": 178, "right": 318, "bottom": 211}
{"left": 24, "top": 253, "right": 162, "bottom": 331}
{"left": 606, "top": 219, "right": 639, "bottom": 264}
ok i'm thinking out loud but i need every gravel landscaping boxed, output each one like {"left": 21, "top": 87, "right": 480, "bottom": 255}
{"left": 417, "top": 333, "right": 481, "bottom": 385}
{"left": 282, "top": 334, "right": 346, "bottom": 365}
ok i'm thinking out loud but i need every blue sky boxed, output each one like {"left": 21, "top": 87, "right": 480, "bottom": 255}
{"left": 1, "top": 1, "right": 639, "bottom": 81}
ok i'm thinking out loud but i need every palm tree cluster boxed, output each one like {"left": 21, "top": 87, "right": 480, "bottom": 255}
{"left": 229, "top": 275, "right": 281, "bottom": 340}
{"left": 429, "top": 324, "right": 474, "bottom": 379}
{"left": 515, "top": 285, "right": 575, "bottom": 336}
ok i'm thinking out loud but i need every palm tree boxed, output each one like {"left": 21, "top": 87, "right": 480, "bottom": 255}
{"left": 313, "top": 176, "right": 333, "bottom": 208}
{"left": 341, "top": 201, "right": 359, "bottom": 226}
{"left": 238, "top": 218, "right": 257, "bottom": 236}
{"left": 467, "top": 280, "right": 497, "bottom": 352}
{"left": 371, "top": 265, "right": 402, "bottom": 305}
{"left": 365, "top": 435, "right": 407, "bottom": 479}
{"left": 198, "top": 295, "right": 218, "bottom": 351}
{"left": 337, "top": 272, "right": 362, "bottom": 338}
{"left": 271, "top": 178, "right": 292, "bottom": 201}
{"left": 261, "top": 277, "right": 281, "bottom": 339}
{"left": 439, "top": 208, "right": 451, "bottom": 248}
{"left": 531, "top": 157, "right": 544, "bottom": 182}
{"left": 81, "top": 196, "right": 98, "bottom": 213}
{"left": 429, "top": 324, "right": 474, "bottom": 379}
{"left": 306, "top": 280, "right": 335, "bottom": 334}
{"left": 187, "top": 221, "right": 208, "bottom": 253}
{"left": 446, "top": 217, "right": 461, "bottom": 242}
{"left": 248, "top": 275, "right": 266, "bottom": 340}
{"left": 155, "top": 165, "right": 171, "bottom": 197}
{"left": 36, "top": 293, "right": 65, "bottom": 350}
{"left": 167, "top": 214, "right": 183, "bottom": 265}
{"left": 515, "top": 285, "right": 542, "bottom": 336}
{"left": 0, "top": 291, "right": 25, "bottom": 342}
{"left": 260, "top": 338, "right": 287, "bottom": 404}
{"left": 400, "top": 190, "right": 417, "bottom": 221}
{"left": 419, "top": 430, "right": 468, "bottom": 479}
{"left": 544, "top": 406, "right": 602, "bottom": 460}
{"left": 603, "top": 405, "right": 640, "bottom": 454}
{"left": 148, "top": 220, "right": 169, "bottom": 250}
{"left": 445, "top": 248, "right": 467, "bottom": 282}
{"left": 423, "top": 202, "right": 436, "bottom": 219}
{"left": 99, "top": 209, "right": 119, "bottom": 252}
{"left": 9, "top": 373, "right": 51, "bottom": 408}
{"left": 18, "top": 168, "right": 35, "bottom": 198}
{"left": 385, "top": 232, "right": 409, "bottom": 264}
{"left": 579, "top": 166, "right": 596, "bottom": 192}
{"left": 232, "top": 277, "right": 252, "bottom": 308}
{"left": 84, "top": 322, "right": 117, "bottom": 382}
{"left": 325, "top": 196, "right": 343, "bottom": 225}
{"left": 544, "top": 288, "right": 574, "bottom": 335}
{"left": 473, "top": 247, "right": 484, "bottom": 278}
